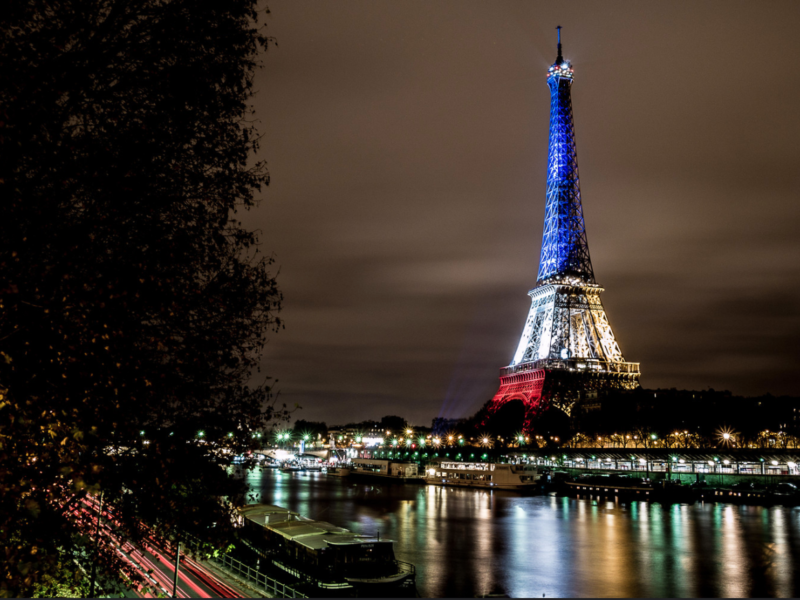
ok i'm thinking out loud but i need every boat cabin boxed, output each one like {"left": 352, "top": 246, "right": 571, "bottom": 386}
{"left": 352, "top": 458, "right": 419, "bottom": 478}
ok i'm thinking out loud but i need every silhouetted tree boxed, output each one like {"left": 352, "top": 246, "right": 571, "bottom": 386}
{"left": 380, "top": 415, "right": 407, "bottom": 432}
{"left": 0, "top": 1, "right": 282, "bottom": 596}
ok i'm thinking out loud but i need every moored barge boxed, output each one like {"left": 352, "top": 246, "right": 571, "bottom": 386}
{"left": 349, "top": 458, "right": 424, "bottom": 483}
{"left": 564, "top": 474, "right": 655, "bottom": 499}
{"left": 238, "top": 504, "right": 415, "bottom": 595}
{"left": 424, "top": 460, "right": 545, "bottom": 491}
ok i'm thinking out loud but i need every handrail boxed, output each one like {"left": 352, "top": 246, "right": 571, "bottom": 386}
{"left": 500, "top": 358, "right": 640, "bottom": 377}
{"left": 184, "top": 536, "right": 307, "bottom": 598}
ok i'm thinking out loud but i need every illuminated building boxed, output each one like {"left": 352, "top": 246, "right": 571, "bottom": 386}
{"left": 489, "top": 27, "right": 640, "bottom": 431}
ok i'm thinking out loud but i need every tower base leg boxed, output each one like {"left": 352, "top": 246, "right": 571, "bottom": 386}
{"left": 485, "top": 369, "right": 546, "bottom": 435}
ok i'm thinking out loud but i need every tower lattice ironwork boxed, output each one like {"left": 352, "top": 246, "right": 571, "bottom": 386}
{"left": 488, "top": 27, "right": 640, "bottom": 432}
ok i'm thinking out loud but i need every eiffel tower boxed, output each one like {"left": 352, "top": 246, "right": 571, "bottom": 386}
{"left": 488, "top": 27, "right": 640, "bottom": 431}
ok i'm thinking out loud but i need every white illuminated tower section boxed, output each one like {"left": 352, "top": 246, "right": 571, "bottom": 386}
{"left": 488, "top": 28, "right": 640, "bottom": 430}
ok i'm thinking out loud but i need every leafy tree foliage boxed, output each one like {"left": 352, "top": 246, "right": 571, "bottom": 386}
{"left": 379, "top": 415, "right": 407, "bottom": 432}
{"left": 0, "top": 1, "right": 283, "bottom": 596}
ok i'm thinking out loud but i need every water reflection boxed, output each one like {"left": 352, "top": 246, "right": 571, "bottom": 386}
{"left": 239, "top": 469, "right": 800, "bottom": 597}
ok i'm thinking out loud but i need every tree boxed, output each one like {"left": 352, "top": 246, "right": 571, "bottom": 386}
{"left": 0, "top": 2, "right": 283, "bottom": 596}
{"left": 380, "top": 415, "right": 407, "bottom": 433}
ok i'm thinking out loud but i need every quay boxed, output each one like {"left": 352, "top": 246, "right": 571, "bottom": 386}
{"left": 511, "top": 448, "right": 800, "bottom": 486}
{"left": 351, "top": 447, "right": 800, "bottom": 487}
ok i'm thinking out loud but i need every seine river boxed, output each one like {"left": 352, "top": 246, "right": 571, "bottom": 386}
{"left": 240, "top": 468, "right": 800, "bottom": 598}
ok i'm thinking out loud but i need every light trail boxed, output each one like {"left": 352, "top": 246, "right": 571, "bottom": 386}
{"left": 72, "top": 494, "right": 244, "bottom": 598}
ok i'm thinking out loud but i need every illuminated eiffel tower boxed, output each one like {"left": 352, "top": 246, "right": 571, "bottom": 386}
{"left": 488, "top": 27, "right": 640, "bottom": 431}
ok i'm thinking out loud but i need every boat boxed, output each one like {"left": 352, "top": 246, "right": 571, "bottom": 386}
{"left": 279, "top": 462, "right": 304, "bottom": 473}
{"left": 297, "top": 454, "right": 324, "bottom": 471}
{"left": 237, "top": 504, "right": 416, "bottom": 595}
{"left": 349, "top": 458, "right": 424, "bottom": 483}
{"left": 564, "top": 474, "right": 655, "bottom": 499}
{"left": 325, "top": 466, "right": 351, "bottom": 477}
{"left": 424, "top": 460, "right": 545, "bottom": 491}
{"left": 703, "top": 482, "right": 795, "bottom": 506}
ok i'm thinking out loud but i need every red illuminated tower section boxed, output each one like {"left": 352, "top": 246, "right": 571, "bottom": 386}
{"left": 488, "top": 28, "right": 640, "bottom": 431}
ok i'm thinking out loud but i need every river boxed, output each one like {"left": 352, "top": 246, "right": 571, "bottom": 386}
{"left": 240, "top": 468, "right": 800, "bottom": 597}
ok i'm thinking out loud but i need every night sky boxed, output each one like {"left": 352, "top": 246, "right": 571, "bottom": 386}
{"left": 242, "top": 1, "right": 800, "bottom": 426}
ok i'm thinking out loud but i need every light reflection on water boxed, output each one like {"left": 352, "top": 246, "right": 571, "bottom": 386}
{"left": 240, "top": 468, "right": 800, "bottom": 598}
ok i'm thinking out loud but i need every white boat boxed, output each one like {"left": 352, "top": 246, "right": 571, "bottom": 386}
{"left": 424, "top": 460, "right": 543, "bottom": 491}
{"left": 280, "top": 463, "right": 304, "bottom": 473}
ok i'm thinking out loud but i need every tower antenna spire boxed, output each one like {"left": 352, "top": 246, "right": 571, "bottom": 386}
{"left": 556, "top": 25, "right": 563, "bottom": 63}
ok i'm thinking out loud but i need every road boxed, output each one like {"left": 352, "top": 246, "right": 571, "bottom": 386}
{"left": 76, "top": 496, "right": 247, "bottom": 598}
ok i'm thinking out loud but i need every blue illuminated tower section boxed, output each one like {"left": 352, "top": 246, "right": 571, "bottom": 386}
{"left": 487, "top": 27, "right": 639, "bottom": 431}
{"left": 538, "top": 28, "right": 594, "bottom": 283}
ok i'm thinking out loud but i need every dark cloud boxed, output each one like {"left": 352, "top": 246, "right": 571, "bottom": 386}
{"left": 243, "top": 0, "right": 800, "bottom": 425}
